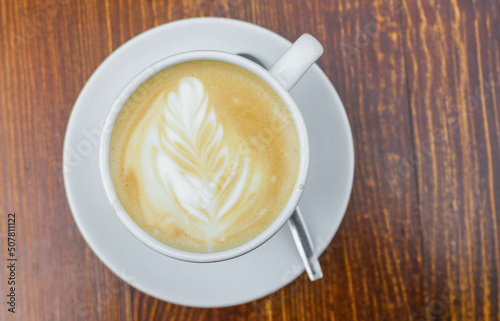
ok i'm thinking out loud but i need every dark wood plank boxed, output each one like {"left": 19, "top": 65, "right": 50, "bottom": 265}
{"left": 402, "top": 0, "right": 500, "bottom": 320}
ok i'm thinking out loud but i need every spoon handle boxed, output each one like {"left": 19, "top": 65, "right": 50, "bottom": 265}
{"left": 288, "top": 207, "right": 323, "bottom": 281}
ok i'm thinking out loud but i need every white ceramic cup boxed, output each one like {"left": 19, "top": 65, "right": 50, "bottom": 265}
{"left": 99, "top": 34, "right": 324, "bottom": 263}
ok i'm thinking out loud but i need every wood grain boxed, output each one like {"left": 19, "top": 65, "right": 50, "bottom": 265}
{"left": 402, "top": 0, "right": 500, "bottom": 320}
{"left": 0, "top": 0, "right": 498, "bottom": 320}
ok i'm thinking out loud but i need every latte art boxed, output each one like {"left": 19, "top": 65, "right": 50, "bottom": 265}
{"left": 152, "top": 77, "right": 260, "bottom": 237}
{"left": 109, "top": 61, "right": 300, "bottom": 252}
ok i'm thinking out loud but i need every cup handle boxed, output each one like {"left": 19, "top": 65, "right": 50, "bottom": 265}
{"left": 269, "top": 34, "right": 324, "bottom": 91}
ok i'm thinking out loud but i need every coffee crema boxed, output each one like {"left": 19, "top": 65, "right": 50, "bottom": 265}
{"left": 109, "top": 60, "right": 300, "bottom": 252}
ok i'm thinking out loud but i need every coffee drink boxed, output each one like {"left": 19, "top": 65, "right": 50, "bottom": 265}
{"left": 109, "top": 60, "right": 300, "bottom": 253}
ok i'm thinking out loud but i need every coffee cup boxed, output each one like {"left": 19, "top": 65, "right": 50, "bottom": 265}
{"left": 99, "top": 34, "right": 323, "bottom": 262}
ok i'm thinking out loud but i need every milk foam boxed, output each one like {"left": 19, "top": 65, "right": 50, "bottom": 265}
{"left": 110, "top": 61, "right": 300, "bottom": 252}
{"left": 144, "top": 77, "right": 261, "bottom": 237}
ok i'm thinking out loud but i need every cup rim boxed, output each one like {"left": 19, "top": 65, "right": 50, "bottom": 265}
{"left": 99, "top": 50, "right": 309, "bottom": 263}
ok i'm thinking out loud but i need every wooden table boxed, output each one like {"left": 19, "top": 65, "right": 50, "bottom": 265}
{"left": 1, "top": 0, "right": 499, "bottom": 320}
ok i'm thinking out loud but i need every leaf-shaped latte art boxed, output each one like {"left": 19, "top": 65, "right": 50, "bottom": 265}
{"left": 152, "top": 77, "right": 260, "bottom": 236}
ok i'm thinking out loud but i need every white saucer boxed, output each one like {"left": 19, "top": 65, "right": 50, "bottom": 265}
{"left": 63, "top": 17, "right": 354, "bottom": 308}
